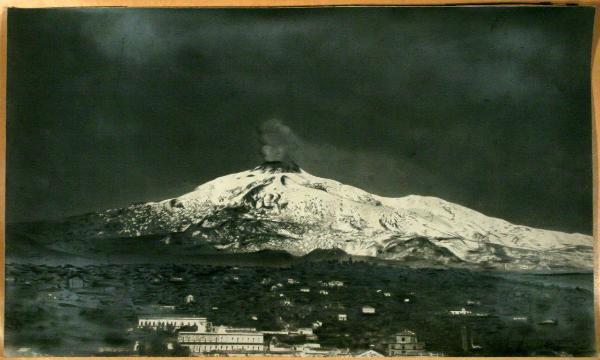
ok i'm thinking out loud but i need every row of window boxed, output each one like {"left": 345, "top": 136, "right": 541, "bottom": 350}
{"left": 390, "top": 344, "right": 420, "bottom": 350}
{"left": 179, "top": 335, "right": 263, "bottom": 343}
{"left": 139, "top": 320, "right": 205, "bottom": 327}
{"left": 396, "top": 336, "right": 416, "bottom": 343}
{"left": 390, "top": 350, "right": 425, "bottom": 355}
{"left": 184, "top": 344, "right": 263, "bottom": 353}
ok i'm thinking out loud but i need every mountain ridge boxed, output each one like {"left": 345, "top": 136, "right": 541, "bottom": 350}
{"left": 7, "top": 163, "right": 593, "bottom": 271}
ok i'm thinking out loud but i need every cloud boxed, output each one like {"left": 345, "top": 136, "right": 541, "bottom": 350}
{"left": 81, "top": 12, "right": 179, "bottom": 65}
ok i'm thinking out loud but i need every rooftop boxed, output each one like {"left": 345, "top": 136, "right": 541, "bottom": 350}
{"left": 397, "top": 330, "right": 416, "bottom": 336}
{"left": 138, "top": 315, "right": 207, "bottom": 320}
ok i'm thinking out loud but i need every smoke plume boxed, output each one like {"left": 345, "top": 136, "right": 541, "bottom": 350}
{"left": 259, "top": 119, "right": 302, "bottom": 164}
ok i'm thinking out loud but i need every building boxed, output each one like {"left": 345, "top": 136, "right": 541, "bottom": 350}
{"left": 294, "top": 343, "right": 334, "bottom": 356}
{"left": 297, "top": 328, "right": 314, "bottom": 336}
{"left": 449, "top": 308, "right": 472, "bottom": 316}
{"left": 300, "top": 288, "right": 311, "bottom": 293}
{"left": 362, "top": 306, "right": 376, "bottom": 314}
{"left": 185, "top": 294, "right": 195, "bottom": 304}
{"left": 178, "top": 326, "right": 264, "bottom": 354}
{"left": 384, "top": 292, "right": 391, "bottom": 297}
{"left": 138, "top": 304, "right": 176, "bottom": 314}
{"left": 138, "top": 315, "right": 208, "bottom": 332}
{"left": 387, "top": 330, "right": 427, "bottom": 356}
{"left": 268, "top": 342, "right": 296, "bottom": 355}
{"left": 288, "top": 327, "right": 317, "bottom": 340}
{"left": 319, "top": 290, "right": 329, "bottom": 295}
{"left": 338, "top": 314, "right": 347, "bottom": 321}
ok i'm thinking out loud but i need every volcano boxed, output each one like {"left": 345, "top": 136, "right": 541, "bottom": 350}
{"left": 7, "top": 163, "right": 593, "bottom": 271}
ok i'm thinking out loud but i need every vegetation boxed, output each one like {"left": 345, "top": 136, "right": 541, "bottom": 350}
{"left": 4, "top": 261, "right": 595, "bottom": 356}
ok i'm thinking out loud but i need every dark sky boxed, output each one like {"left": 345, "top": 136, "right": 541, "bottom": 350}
{"left": 7, "top": 7, "right": 594, "bottom": 234}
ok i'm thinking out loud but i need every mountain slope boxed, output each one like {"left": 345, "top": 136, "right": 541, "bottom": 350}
{"left": 8, "top": 161, "right": 593, "bottom": 271}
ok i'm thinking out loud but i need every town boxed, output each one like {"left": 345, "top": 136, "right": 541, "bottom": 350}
{"left": 135, "top": 314, "right": 438, "bottom": 357}
{"left": 4, "top": 260, "right": 595, "bottom": 356}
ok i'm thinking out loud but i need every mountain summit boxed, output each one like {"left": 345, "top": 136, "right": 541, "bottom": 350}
{"left": 253, "top": 161, "right": 301, "bottom": 173}
{"left": 9, "top": 165, "right": 593, "bottom": 271}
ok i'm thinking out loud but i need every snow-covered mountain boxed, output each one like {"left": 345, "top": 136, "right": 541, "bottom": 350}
{"left": 11, "top": 161, "right": 593, "bottom": 271}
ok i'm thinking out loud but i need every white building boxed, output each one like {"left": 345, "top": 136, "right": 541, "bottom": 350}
{"left": 295, "top": 343, "right": 332, "bottom": 356}
{"left": 388, "top": 329, "right": 427, "bottom": 356}
{"left": 138, "top": 316, "right": 208, "bottom": 331}
{"left": 338, "top": 314, "right": 348, "bottom": 321}
{"left": 178, "top": 326, "right": 264, "bottom": 354}
{"left": 300, "top": 288, "right": 311, "bottom": 293}
{"left": 185, "top": 294, "right": 195, "bottom": 303}
{"left": 297, "top": 328, "right": 314, "bottom": 336}
{"left": 268, "top": 342, "right": 295, "bottom": 355}
{"left": 319, "top": 290, "right": 329, "bottom": 295}
{"left": 362, "top": 306, "right": 376, "bottom": 314}
{"left": 449, "top": 308, "right": 472, "bottom": 316}
{"left": 384, "top": 292, "right": 391, "bottom": 297}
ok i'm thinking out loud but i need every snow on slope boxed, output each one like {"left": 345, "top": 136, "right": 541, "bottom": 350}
{"left": 59, "top": 162, "right": 592, "bottom": 270}
{"left": 114, "top": 162, "right": 591, "bottom": 267}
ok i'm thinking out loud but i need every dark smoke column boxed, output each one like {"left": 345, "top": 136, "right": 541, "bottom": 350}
{"left": 259, "top": 119, "right": 302, "bottom": 166}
